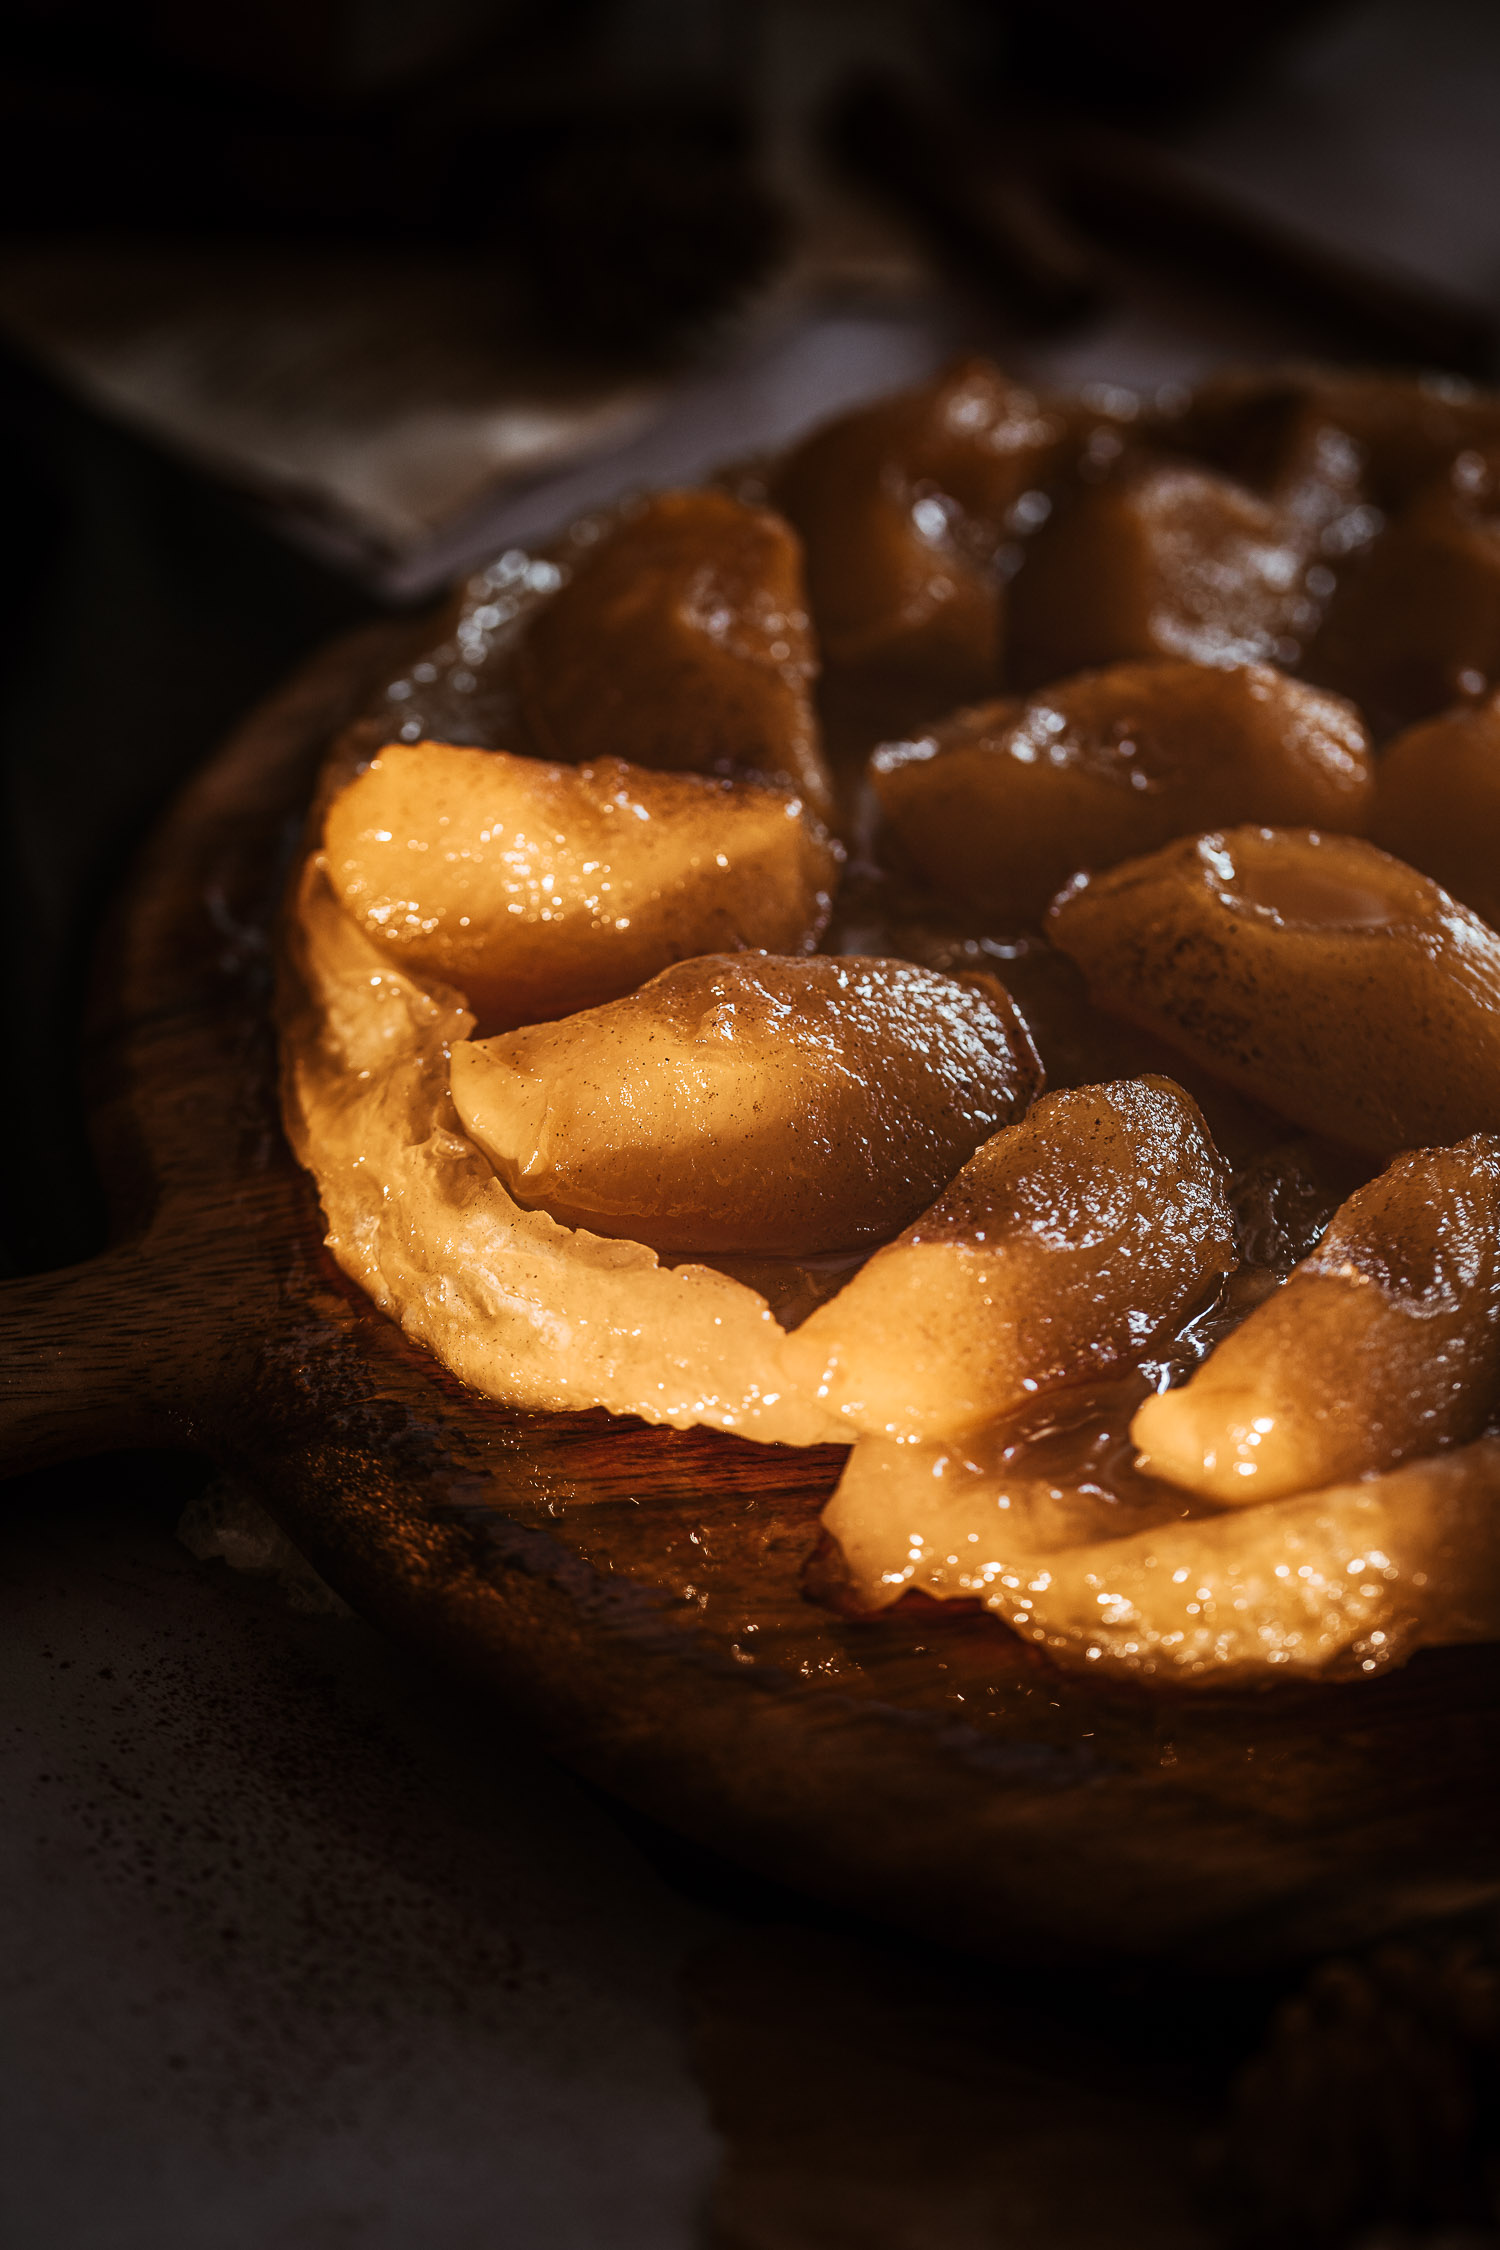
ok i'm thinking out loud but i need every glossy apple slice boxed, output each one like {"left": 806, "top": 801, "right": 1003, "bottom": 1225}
{"left": 1007, "top": 461, "right": 1316, "bottom": 689}
{"left": 1371, "top": 691, "right": 1500, "bottom": 928}
{"left": 451, "top": 953, "right": 1040, "bottom": 1257}
{"left": 1048, "top": 826, "right": 1500, "bottom": 1158}
{"left": 514, "top": 488, "right": 832, "bottom": 817}
{"left": 769, "top": 356, "right": 1068, "bottom": 749}
{"left": 786, "top": 1076, "right": 1235, "bottom": 1442}
{"left": 322, "top": 741, "right": 837, "bottom": 1031}
{"left": 872, "top": 660, "right": 1371, "bottom": 926}
{"left": 1133, "top": 1137, "right": 1500, "bottom": 1503}
{"left": 821, "top": 1413, "right": 1194, "bottom": 1614}
{"left": 1307, "top": 450, "right": 1500, "bottom": 738}
{"left": 1007, "top": 1439, "right": 1500, "bottom": 1680}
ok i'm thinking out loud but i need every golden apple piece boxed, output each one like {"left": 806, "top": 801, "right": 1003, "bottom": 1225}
{"left": 1161, "top": 372, "right": 1368, "bottom": 546}
{"left": 872, "top": 660, "right": 1372, "bottom": 926}
{"left": 1047, "top": 826, "right": 1500, "bottom": 1158}
{"left": 514, "top": 488, "right": 832, "bottom": 819}
{"left": 1370, "top": 691, "right": 1500, "bottom": 928}
{"left": 1170, "top": 367, "right": 1500, "bottom": 515}
{"left": 1006, "top": 1439, "right": 1500, "bottom": 1680}
{"left": 1306, "top": 452, "right": 1500, "bottom": 738}
{"left": 450, "top": 953, "right": 1041, "bottom": 1257}
{"left": 1133, "top": 1137, "right": 1500, "bottom": 1504}
{"left": 769, "top": 355, "right": 1067, "bottom": 750}
{"left": 785, "top": 1076, "right": 1236, "bottom": 1443}
{"left": 1006, "top": 461, "right": 1316, "bottom": 690}
{"left": 321, "top": 740, "right": 838, "bottom": 1032}
{"left": 822, "top": 1417, "right": 1195, "bottom": 1614}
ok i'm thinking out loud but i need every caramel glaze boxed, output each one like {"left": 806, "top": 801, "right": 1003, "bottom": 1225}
{"left": 808, "top": 863, "right": 1383, "bottom": 1602}
{"left": 318, "top": 357, "right": 1500, "bottom": 1624}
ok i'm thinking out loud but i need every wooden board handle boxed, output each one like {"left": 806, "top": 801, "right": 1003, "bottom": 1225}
{"left": 0, "top": 1243, "right": 213, "bottom": 1476}
{"left": 0, "top": 615, "right": 422, "bottom": 1487}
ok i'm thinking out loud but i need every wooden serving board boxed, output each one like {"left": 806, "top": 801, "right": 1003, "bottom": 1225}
{"left": 5, "top": 617, "right": 1499, "bottom": 1971}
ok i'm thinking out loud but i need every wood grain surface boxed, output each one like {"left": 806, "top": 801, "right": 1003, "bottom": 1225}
{"left": 3, "top": 616, "right": 1499, "bottom": 1971}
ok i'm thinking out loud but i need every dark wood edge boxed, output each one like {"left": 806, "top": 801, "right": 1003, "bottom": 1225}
{"left": 0, "top": 614, "right": 431, "bottom": 1482}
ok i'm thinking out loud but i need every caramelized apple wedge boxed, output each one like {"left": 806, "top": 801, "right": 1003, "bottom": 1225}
{"left": 1008, "top": 1440, "right": 1500, "bottom": 1680}
{"left": 1166, "top": 367, "right": 1500, "bottom": 515}
{"left": 1048, "top": 827, "right": 1500, "bottom": 1158}
{"left": 1158, "top": 371, "right": 1370, "bottom": 550}
{"left": 769, "top": 357, "right": 1067, "bottom": 749}
{"left": 872, "top": 661, "right": 1371, "bottom": 925}
{"left": 1134, "top": 1138, "right": 1500, "bottom": 1502}
{"left": 1007, "top": 461, "right": 1317, "bottom": 689}
{"left": 822, "top": 1420, "right": 1193, "bottom": 1613}
{"left": 1371, "top": 691, "right": 1500, "bottom": 928}
{"left": 321, "top": 741, "right": 837, "bottom": 1031}
{"left": 785, "top": 1077, "right": 1235, "bottom": 1442}
{"left": 1307, "top": 451, "right": 1500, "bottom": 737}
{"left": 450, "top": 954, "right": 1041, "bottom": 1257}
{"left": 514, "top": 488, "right": 832, "bottom": 817}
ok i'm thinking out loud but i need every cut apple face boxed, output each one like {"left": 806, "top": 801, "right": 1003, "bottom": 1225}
{"left": 514, "top": 488, "right": 832, "bottom": 818}
{"left": 321, "top": 741, "right": 838, "bottom": 1031}
{"left": 450, "top": 953, "right": 1042, "bottom": 1257}
{"left": 871, "top": 660, "right": 1372, "bottom": 926}
{"left": 1006, "top": 1439, "right": 1500, "bottom": 1680}
{"left": 785, "top": 1076, "right": 1236, "bottom": 1442}
{"left": 1134, "top": 1137, "right": 1500, "bottom": 1503}
{"left": 1048, "top": 826, "right": 1500, "bottom": 1158}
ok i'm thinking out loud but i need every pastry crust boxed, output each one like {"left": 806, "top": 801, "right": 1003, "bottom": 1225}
{"left": 280, "top": 850, "right": 845, "bottom": 1444}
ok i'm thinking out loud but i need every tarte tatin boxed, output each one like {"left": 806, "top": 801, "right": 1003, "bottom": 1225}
{"left": 280, "top": 360, "right": 1500, "bottom": 1684}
